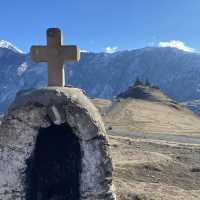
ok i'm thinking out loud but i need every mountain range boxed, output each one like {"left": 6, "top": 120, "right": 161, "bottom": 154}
{"left": 1, "top": 40, "right": 200, "bottom": 114}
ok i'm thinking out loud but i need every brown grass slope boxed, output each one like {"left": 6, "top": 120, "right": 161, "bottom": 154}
{"left": 104, "top": 85, "right": 200, "bottom": 135}
{"left": 91, "top": 86, "right": 200, "bottom": 200}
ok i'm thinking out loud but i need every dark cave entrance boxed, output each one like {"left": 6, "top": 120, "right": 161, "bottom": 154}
{"left": 25, "top": 124, "right": 81, "bottom": 200}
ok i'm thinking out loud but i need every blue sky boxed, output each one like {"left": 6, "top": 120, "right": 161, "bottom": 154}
{"left": 0, "top": 0, "right": 199, "bottom": 53}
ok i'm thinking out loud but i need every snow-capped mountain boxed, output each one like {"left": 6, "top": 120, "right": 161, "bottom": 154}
{"left": 1, "top": 43, "right": 200, "bottom": 114}
{"left": 0, "top": 40, "right": 23, "bottom": 54}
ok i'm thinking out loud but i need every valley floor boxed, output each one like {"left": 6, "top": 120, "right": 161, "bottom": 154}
{"left": 109, "top": 133, "right": 200, "bottom": 200}
{"left": 92, "top": 98, "right": 200, "bottom": 200}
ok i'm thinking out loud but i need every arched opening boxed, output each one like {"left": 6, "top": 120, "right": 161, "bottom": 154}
{"left": 25, "top": 124, "right": 81, "bottom": 200}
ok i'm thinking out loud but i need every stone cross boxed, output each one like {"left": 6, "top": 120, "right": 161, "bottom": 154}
{"left": 31, "top": 28, "right": 80, "bottom": 87}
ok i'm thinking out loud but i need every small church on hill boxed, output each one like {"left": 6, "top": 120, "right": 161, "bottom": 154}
{"left": 0, "top": 28, "right": 116, "bottom": 200}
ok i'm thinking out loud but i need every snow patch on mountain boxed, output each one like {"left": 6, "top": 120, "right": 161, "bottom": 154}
{"left": 17, "top": 62, "right": 28, "bottom": 76}
{"left": 0, "top": 40, "right": 23, "bottom": 54}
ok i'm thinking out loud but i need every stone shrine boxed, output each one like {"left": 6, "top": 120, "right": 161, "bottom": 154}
{"left": 0, "top": 28, "right": 116, "bottom": 200}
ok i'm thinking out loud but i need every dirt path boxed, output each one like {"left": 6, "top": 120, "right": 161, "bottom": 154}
{"left": 109, "top": 128, "right": 200, "bottom": 145}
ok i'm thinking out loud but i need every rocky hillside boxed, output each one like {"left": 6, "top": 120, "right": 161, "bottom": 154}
{"left": 93, "top": 85, "right": 200, "bottom": 134}
{"left": 1, "top": 41, "right": 200, "bottom": 113}
{"left": 117, "top": 84, "right": 175, "bottom": 104}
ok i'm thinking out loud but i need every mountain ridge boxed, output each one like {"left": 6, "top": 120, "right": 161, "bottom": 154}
{"left": 0, "top": 40, "right": 23, "bottom": 54}
{"left": 1, "top": 44, "right": 200, "bottom": 113}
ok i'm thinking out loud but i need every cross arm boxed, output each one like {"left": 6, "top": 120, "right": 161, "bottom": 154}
{"left": 61, "top": 46, "right": 80, "bottom": 62}
{"left": 30, "top": 46, "right": 48, "bottom": 62}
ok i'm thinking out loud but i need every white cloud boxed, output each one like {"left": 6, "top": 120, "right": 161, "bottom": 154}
{"left": 159, "top": 40, "right": 194, "bottom": 52}
{"left": 105, "top": 46, "right": 119, "bottom": 54}
{"left": 80, "top": 49, "right": 88, "bottom": 53}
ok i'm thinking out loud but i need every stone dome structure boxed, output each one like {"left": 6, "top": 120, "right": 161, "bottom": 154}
{"left": 0, "top": 87, "right": 116, "bottom": 200}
